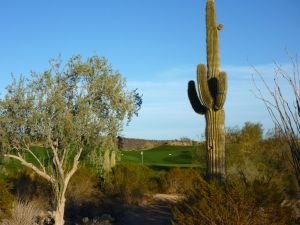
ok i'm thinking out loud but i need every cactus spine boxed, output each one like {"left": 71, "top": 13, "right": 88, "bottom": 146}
{"left": 188, "top": 0, "right": 227, "bottom": 180}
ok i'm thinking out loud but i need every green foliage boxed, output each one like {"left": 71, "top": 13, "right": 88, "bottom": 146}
{"left": 0, "top": 180, "right": 14, "bottom": 221}
{"left": 0, "top": 55, "right": 141, "bottom": 171}
{"left": 240, "top": 122, "right": 263, "bottom": 140}
{"left": 187, "top": 0, "right": 227, "bottom": 179}
{"left": 226, "top": 122, "right": 264, "bottom": 173}
{"left": 239, "top": 122, "right": 263, "bottom": 153}
{"left": 226, "top": 122, "right": 261, "bottom": 165}
{"left": 105, "top": 164, "right": 154, "bottom": 204}
{"left": 0, "top": 55, "right": 141, "bottom": 223}
{"left": 226, "top": 123, "right": 297, "bottom": 192}
{"left": 226, "top": 122, "right": 263, "bottom": 149}
{"left": 172, "top": 176, "right": 294, "bottom": 225}
{"left": 159, "top": 168, "right": 202, "bottom": 194}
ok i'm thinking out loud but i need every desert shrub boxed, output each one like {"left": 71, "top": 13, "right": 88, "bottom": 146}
{"left": 106, "top": 164, "right": 152, "bottom": 204}
{"left": 1, "top": 200, "right": 40, "bottom": 225}
{"left": 226, "top": 123, "right": 299, "bottom": 194}
{"left": 225, "top": 126, "right": 241, "bottom": 144}
{"left": 65, "top": 166, "right": 102, "bottom": 222}
{"left": 160, "top": 168, "right": 201, "bottom": 194}
{"left": 8, "top": 169, "right": 53, "bottom": 209}
{"left": 240, "top": 122, "right": 263, "bottom": 145}
{"left": 172, "top": 176, "right": 294, "bottom": 225}
{"left": 0, "top": 180, "right": 14, "bottom": 221}
{"left": 226, "top": 123, "right": 263, "bottom": 175}
{"left": 227, "top": 127, "right": 298, "bottom": 195}
{"left": 226, "top": 122, "right": 263, "bottom": 153}
{"left": 258, "top": 136, "right": 298, "bottom": 193}
{"left": 67, "top": 166, "right": 101, "bottom": 204}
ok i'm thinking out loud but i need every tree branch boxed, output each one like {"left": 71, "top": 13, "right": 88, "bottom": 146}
{"left": 65, "top": 146, "right": 83, "bottom": 184}
{"left": 4, "top": 154, "right": 55, "bottom": 183}
{"left": 51, "top": 144, "right": 65, "bottom": 180}
{"left": 24, "top": 147, "right": 46, "bottom": 173}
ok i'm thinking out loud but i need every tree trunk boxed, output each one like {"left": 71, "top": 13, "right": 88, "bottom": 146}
{"left": 54, "top": 181, "right": 69, "bottom": 225}
{"left": 205, "top": 108, "right": 226, "bottom": 180}
{"left": 54, "top": 195, "right": 66, "bottom": 225}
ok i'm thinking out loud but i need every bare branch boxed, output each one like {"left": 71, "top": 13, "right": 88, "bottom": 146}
{"left": 50, "top": 143, "right": 65, "bottom": 180}
{"left": 252, "top": 54, "right": 300, "bottom": 186}
{"left": 23, "top": 147, "right": 46, "bottom": 173}
{"left": 65, "top": 146, "right": 83, "bottom": 184}
{"left": 4, "top": 154, "right": 55, "bottom": 183}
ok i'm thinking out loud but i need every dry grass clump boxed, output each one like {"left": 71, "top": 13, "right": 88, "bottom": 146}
{"left": 1, "top": 200, "right": 40, "bottom": 225}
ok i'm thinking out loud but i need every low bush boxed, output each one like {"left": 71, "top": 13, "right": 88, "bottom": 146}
{"left": 172, "top": 176, "right": 294, "bottom": 225}
{"left": 1, "top": 200, "right": 40, "bottom": 225}
{"left": 226, "top": 124, "right": 299, "bottom": 196}
{"left": 0, "top": 180, "right": 14, "bottom": 222}
{"left": 67, "top": 166, "right": 102, "bottom": 204}
{"left": 105, "top": 164, "right": 153, "bottom": 204}
{"left": 8, "top": 169, "right": 53, "bottom": 210}
{"left": 65, "top": 166, "right": 102, "bottom": 222}
{"left": 159, "top": 168, "right": 201, "bottom": 194}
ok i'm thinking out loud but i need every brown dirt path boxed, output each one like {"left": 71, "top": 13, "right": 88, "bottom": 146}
{"left": 113, "top": 194, "right": 182, "bottom": 225}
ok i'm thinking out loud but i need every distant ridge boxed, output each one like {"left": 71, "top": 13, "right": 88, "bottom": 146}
{"left": 118, "top": 137, "right": 196, "bottom": 151}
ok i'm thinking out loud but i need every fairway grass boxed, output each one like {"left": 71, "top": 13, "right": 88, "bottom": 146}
{"left": 120, "top": 145, "right": 205, "bottom": 170}
{"left": 1, "top": 145, "right": 206, "bottom": 178}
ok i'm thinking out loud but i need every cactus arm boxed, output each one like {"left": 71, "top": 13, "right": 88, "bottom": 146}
{"left": 197, "top": 64, "right": 213, "bottom": 108}
{"left": 188, "top": 81, "right": 207, "bottom": 115}
{"left": 214, "top": 71, "right": 227, "bottom": 109}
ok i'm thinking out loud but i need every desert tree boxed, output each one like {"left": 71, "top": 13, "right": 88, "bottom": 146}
{"left": 253, "top": 54, "right": 300, "bottom": 186}
{"left": 0, "top": 55, "right": 141, "bottom": 225}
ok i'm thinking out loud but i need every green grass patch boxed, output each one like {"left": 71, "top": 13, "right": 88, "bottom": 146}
{"left": 120, "top": 145, "right": 205, "bottom": 171}
{"left": 1, "top": 144, "right": 207, "bottom": 177}
{"left": 0, "top": 146, "right": 52, "bottom": 179}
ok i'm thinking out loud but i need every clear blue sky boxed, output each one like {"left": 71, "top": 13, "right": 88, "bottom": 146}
{"left": 1, "top": 0, "right": 300, "bottom": 140}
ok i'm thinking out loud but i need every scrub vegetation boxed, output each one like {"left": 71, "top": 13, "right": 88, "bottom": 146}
{"left": 0, "top": 122, "right": 299, "bottom": 224}
{"left": 0, "top": 0, "right": 299, "bottom": 224}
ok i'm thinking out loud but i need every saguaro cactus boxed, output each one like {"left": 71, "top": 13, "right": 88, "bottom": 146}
{"left": 188, "top": 0, "right": 227, "bottom": 180}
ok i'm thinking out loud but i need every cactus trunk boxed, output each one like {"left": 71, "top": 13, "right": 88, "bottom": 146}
{"left": 206, "top": 109, "right": 225, "bottom": 179}
{"left": 187, "top": 0, "right": 227, "bottom": 180}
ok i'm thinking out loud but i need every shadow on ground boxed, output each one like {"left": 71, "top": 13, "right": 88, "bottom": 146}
{"left": 108, "top": 194, "right": 179, "bottom": 225}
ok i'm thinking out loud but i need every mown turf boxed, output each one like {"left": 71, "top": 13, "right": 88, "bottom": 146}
{"left": 120, "top": 145, "right": 205, "bottom": 170}
{"left": 1, "top": 144, "right": 207, "bottom": 178}
{"left": 0, "top": 146, "right": 52, "bottom": 179}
